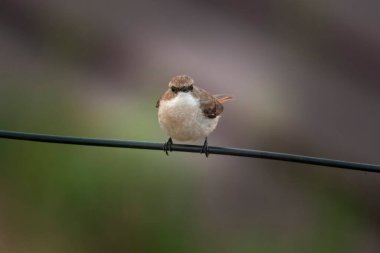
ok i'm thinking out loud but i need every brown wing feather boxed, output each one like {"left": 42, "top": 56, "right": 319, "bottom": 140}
{"left": 193, "top": 86, "right": 225, "bottom": 119}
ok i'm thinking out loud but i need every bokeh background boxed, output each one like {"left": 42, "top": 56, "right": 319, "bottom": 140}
{"left": 1, "top": 1, "right": 380, "bottom": 252}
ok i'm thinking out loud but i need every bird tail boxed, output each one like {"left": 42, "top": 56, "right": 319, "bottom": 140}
{"left": 215, "top": 95, "right": 233, "bottom": 104}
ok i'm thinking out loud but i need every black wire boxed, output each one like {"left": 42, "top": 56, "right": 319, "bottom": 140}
{"left": 0, "top": 130, "right": 379, "bottom": 173}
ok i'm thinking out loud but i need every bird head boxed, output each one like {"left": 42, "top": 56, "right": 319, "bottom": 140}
{"left": 168, "top": 75, "right": 194, "bottom": 93}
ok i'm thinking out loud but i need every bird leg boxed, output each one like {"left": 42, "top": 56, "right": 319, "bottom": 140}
{"left": 163, "top": 137, "right": 173, "bottom": 155}
{"left": 201, "top": 137, "right": 209, "bottom": 157}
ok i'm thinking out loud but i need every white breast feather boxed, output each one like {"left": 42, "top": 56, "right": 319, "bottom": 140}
{"left": 158, "top": 92, "right": 220, "bottom": 141}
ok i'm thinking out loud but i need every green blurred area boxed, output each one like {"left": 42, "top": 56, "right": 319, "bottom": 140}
{"left": 0, "top": 84, "right": 198, "bottom": 252}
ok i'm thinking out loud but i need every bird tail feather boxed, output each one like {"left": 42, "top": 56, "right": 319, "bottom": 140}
{"left": 215, "top": 95, "right": 233, "bottom": 104}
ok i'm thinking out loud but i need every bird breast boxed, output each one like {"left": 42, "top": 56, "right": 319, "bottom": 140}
{"left": 158, "top": 92, "right": 220, "bottom": 141}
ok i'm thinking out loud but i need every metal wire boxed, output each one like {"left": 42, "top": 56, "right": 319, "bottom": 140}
{"left": 0, "top": 130, "right": 379, "bottom": 173}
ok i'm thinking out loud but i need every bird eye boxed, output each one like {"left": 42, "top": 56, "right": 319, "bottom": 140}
{"left": 171, "top": 87, "right": 177, "bottom": 93}
{"left": 189, "top": 85, "right": 193, "bottom": 91}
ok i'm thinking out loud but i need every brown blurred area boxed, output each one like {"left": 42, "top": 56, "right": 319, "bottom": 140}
{"left": 0, "top": 0, "right": 379, "bottom": 252}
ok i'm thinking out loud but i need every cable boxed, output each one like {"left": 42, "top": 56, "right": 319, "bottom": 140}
{"left": 0, "top": 130, "right": 379, "bottom": 173}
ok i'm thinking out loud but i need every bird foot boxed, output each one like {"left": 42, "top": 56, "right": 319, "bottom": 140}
{"left": 201, "top": 138, "right": 209, "bottom": 157}
{"left": 163, "top": 137, "right": 173, "bottom": 155}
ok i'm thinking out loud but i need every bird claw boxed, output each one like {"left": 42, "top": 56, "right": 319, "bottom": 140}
{"left": 164, "top": 137, "right": 209, "bottom": 157}
{"left": 201, "top": 137, "right": 209, "bottom": 157}
{"left": 163, "top": 137, "right": 173, "bottom": 155}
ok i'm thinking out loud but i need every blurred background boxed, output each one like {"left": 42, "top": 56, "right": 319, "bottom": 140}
{"left": 0, "top": 0, "right": 380, "bottom": 252}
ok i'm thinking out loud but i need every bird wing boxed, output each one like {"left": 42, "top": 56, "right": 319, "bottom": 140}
{"left": 193, "top": 86, "right": 227, "bottom": 119}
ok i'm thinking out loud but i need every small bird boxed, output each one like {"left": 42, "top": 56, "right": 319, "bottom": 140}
{"left": 156, "top": 75, "right": 232, "bottom": 157}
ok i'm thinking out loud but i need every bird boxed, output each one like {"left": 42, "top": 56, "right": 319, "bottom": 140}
{"left": 156, "top": 75, "right": 232, "bottom": 157}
